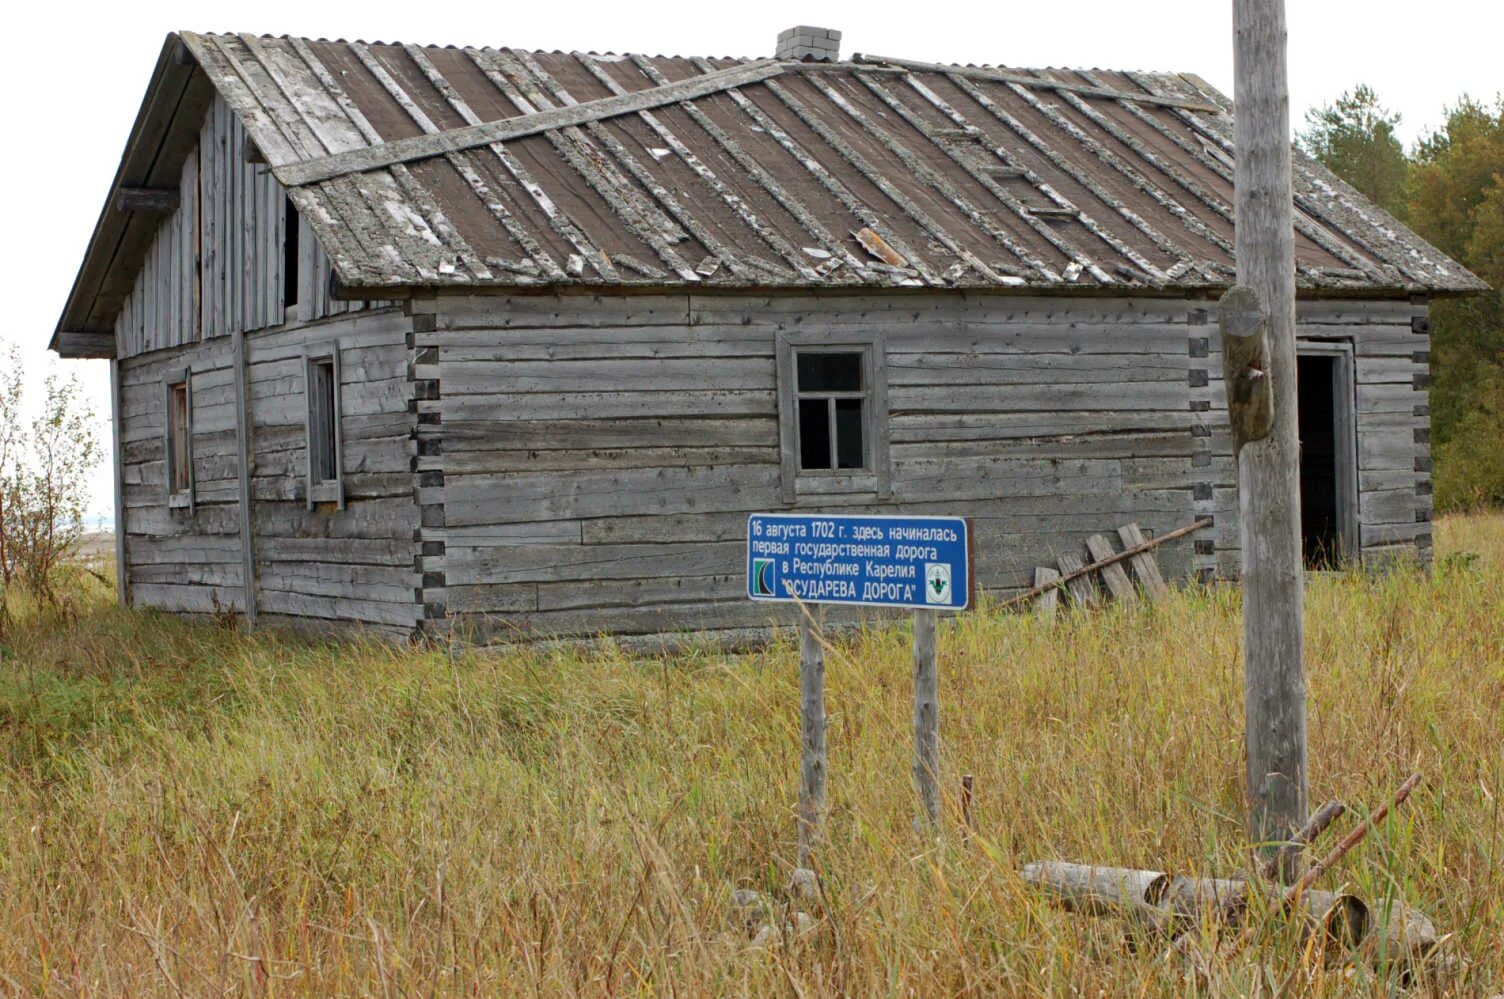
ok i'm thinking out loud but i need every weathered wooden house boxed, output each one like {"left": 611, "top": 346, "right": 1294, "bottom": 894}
{"left": 54, "top": 29, "right": 1483, "bottom": 639}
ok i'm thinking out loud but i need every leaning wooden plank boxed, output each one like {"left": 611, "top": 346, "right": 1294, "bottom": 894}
{"left": 1056, "top": 552, "right": 1099, "bottom": 609}
{"left": 1085, "top": 533, "right": 1137, "bottom": 604}
{"left": 1033, "top": 567, "right": 1060, "bottom": 620}
{"left": 1001, "top": 517, "right": 1214, "bottom": 610}
{"left": 1117, "top": 523, "right": 1170, "bottom": 598}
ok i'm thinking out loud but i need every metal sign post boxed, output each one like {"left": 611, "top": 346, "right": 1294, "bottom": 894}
{"left": 748, "top": 513, "right": 973, "bottom": 856}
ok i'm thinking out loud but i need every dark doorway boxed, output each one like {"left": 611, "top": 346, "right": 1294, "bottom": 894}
{"left": 1297, "top": 352, "right": 1353, "bottom": 568}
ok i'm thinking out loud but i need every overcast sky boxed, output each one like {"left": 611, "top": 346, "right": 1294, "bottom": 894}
{"left": 3, "top": 0, "right": 1499, "bottom": 522}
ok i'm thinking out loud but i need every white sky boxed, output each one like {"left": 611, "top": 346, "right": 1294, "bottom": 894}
{"left": 2, "top": 0, "right": 1499, "bottom": 522}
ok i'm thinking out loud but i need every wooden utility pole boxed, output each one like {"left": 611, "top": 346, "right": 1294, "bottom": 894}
{"left": 1229, "top": 0, "right": 1308, "bottom": 881}
{"left": 912, "top": 609, "right": 940, "bottom": 830}
{"left": 797, "top": 606, "right": 827, "bottom": 866}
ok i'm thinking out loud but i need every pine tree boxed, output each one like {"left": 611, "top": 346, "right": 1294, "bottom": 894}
{"left": 1298, "top": 85, "right": 1410, "bottom": 219}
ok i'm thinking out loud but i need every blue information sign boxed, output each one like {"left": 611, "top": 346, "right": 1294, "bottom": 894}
{"left": 746, "top": 514, "right": 972, "bottom": 611}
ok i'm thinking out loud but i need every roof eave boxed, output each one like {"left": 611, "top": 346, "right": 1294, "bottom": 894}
{"left": 51, "top": 32, "right": 211, "bottom": 358}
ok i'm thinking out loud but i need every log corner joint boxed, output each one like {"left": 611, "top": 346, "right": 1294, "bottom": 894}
{"left": 1218, "top": 284, "right": 1276, "bottom": 452}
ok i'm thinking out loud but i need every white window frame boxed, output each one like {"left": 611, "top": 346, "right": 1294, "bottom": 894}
{"left": 163, "top": 367, "right": 195, "bottom": 512}
{"left": 775, "top": 332, "right": 890, "bottom": 504}
{"left": 303, "top": 342, "right": 345, "bottom": 510}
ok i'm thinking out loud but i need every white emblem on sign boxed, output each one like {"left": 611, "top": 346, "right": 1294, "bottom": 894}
{"left": 924, "top": 563, "right": 952, "bottom": 604}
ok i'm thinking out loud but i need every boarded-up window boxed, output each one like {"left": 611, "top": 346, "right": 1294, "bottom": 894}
{"left": 163, "top": 371, "right": 195, "bottom": 512}
{"left": 309, "top": 360, "right": 336, "bottom": 481}
{"left": 168, "top": 381, "right": 191, "bottom": 492}
{"left": 304, "top": 346, "right": 344, "bottom": 508}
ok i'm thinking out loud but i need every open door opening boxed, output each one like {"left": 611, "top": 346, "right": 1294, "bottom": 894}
{"left": 1297, "top": 349, "right": 1356, "bottom": 568}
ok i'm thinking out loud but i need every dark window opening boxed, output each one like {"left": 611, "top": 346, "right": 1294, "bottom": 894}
{"left": 308, "top": 358, "right": 338, "bottom": 483}
{"left": 795, "top": 351, "right": 866, "bottom": 471}
{"left": 1298, "top": 354, "right": 1341, "bottom": 568}
{"left": 283, "top": 196, "right": 300, "bottom": 312}
{"left": 168, "top": 381, "right": 191, "bottom": 494}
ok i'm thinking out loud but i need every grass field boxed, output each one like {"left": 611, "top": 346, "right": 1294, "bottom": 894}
{"left": 1, "top": 515, "right": 1502, "bottom": 995}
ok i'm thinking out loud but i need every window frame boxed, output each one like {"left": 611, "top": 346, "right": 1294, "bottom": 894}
{"left": 1296, "top": 337, "right": 1360, "bottom": 565}
{"left": 775, "top": 332, "right": 890, "bottom": 504}
{"left": 162, "top": 368, "right": 195, "bottom": 512}
{"left": 303, "top": 342, "right": 345, "bottom": 510}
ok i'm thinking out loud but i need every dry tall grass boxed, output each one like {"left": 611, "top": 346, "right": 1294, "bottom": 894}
{"left": 1, "top": 515, "right": 1502, "bottom": 995}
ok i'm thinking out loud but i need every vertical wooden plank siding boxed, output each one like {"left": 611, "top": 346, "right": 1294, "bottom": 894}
{"left": 113, "top": 92, "right": 388, "bottom": 363}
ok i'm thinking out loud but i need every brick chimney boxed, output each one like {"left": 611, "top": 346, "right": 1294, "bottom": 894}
{"left": 776, "top": 25, "right": 841, "bottom": 62}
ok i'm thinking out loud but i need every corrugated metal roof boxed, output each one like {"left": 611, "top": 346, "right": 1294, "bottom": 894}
{"left": 177, "top": 32, "right": 1484, "bottom": 298}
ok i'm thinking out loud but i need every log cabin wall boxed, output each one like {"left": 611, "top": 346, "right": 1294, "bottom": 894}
{"left": 241, "top": 311, "right": 419, "bottom": 634}
{"left": 413, "top": 289, "right": 1432, "bottom": 641}
{"left": 112, "top": 93, "right": 412, "bottom": 635}
{"left": 115, "top": 308, "right": 418, "bottom": 635}
{"left": 117, "top": 337, "right": 246, "bottom": 612}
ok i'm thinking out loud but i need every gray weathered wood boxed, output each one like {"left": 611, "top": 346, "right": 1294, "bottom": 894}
{"left": 1056, "top": 552, "right": 1098, "bottom": 608}
{"left": 912, "top": 608, "right": 940, "bottom": 830}
{"left": 851, "top": 54, "right": 1221, "bottom": 112}
{"left": 1116, "top": 523, "right": 1169, "bottom": 598}
{"left": 110, "top": 359, "right": 129, "bottom": 606}
{"left": 1033, "top": 567, "right": 1060, "bottom": 619}
{"left": 1233, "top": 0, "right": 1309, "bottom": 881}
{"left": 1020, "top": 861, "right": 1170, "bottom": 915}
{"left": 1084, "top": 533, "right": 1136, "bottom": 604}
{"left": 271, "top": 58, "right": 787, "bottom": 186}
{"left": 798, "top": 604, "right": 827, "bottom": 867}
{"left": 1219, "top": 285, "right": 1275, "bottom": 450}
{"left": 112, "top": 278, "right": 1430, "bottom": 641}
{"left": 232, "top": 326, "right": 256, "bottom": 623}
{"left": 115, "top": 186, "right": 180, "bottom": 213}
{"left": 53, "top": 331, "right": 116, "bottom": 358}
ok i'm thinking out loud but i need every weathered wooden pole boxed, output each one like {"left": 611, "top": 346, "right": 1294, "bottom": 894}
{"left": 912, "top": 609, "right": 940, "bottom": 830}
{"left": 1230, "top": 0, "right": 1308, "bottom": 881}
{"left": 797, "top": 605, "right": 827, "bottom": 866}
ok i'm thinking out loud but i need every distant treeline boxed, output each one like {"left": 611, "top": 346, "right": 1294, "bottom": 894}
{"left": 1300, "top": 88, "right": 1504, "bottom": 510}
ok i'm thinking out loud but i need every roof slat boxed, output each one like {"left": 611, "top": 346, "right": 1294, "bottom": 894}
{"left": 692, "top": 59, "right": 943, "bottom": 286}
{"left": 898, "top": 72, "right": 1157, "bottom": 283}
{"left": 627, "top": 55, "right": 873, "bottom": 281}
{"left": 1107, "top": 70, "right": 1393, "bottom": 284}
{"left": 58, "top": 32, "right": 1486, "bottom": 341}
{"left": 569, "top": 52, "right": 816, "bottom": 281}
{"left": 852, "top": 54, "right": 1222, "bottom": 112}
{"left": 476, "top": 48, "right": 716, "bottom": 282}
{"left": 344, "top": 42, "right": 495, "bottom": 282}
{"left": 273, "top": 58, "right": 789, "bottom": 187}
{"left": 764, "top": 75, "right": 1005, "bottom": 285}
